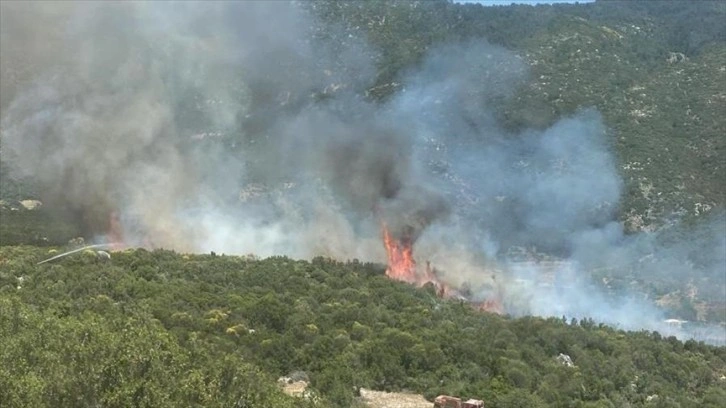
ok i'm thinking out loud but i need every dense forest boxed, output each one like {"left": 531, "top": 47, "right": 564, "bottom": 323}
{"left": 1, "top": 247, "right": 725, "bottom": 407}
{"left": 1, "top": 1, "right": 725, "bottom": 407}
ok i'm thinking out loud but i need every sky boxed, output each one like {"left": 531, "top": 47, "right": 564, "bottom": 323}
{"left": 455, "top": 0, "right": 595, "bottom": 5}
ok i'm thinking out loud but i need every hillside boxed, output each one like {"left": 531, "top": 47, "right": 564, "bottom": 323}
{"left": 1, "top": 0, "right": 723, "bottom": 325}
{"left": 2, "top": 1, "right": 725, "bottom": 229}
{"left": 1, "top": 246, "right": 725, "bottom": 407}
{"left": 0, "top": 2, "right": 725, "bottom": 408}
{"left": 306, "top": 0, "right": 726, "bottom": 230}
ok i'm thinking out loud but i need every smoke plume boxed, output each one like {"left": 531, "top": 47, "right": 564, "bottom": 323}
{"left": 1, "top": 2, "right": 723, "bottom": 343}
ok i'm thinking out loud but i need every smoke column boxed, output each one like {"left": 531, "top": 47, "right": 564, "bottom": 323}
{"left": 1, "top": 2, "right": 723, "bottom": 343}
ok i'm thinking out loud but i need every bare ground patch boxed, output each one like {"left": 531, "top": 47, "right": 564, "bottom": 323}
{"left": 359, "top": 388, "right": 431, "bottom": 408}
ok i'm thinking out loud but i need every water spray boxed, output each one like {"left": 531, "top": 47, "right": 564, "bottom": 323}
{"left": 36, "top": 243, "right": 123, "bottom": 265}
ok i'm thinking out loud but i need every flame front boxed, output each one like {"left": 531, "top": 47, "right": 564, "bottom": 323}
{"left": 381, "top": 222, "right": 504, "bottom": 315}
{"left": 475, "top": 299, "right": 504, "bottom": 315}
{"left": 106, "top": 211, "right": 126, "bottom": 250}
{"left": 382, "top": 223, "right": 417, "bottom": 283}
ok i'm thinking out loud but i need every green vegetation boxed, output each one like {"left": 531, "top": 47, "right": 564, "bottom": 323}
{"left": 0, "top": 208, "right": 80, "bottom": 246}
{"left": 1, "top": 246, "right": 725, "bottom": 407}
{"left": 1, "top": 2, "right": 724, "bottom": 407}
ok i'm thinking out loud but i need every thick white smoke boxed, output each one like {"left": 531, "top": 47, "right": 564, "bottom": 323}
{"left": 1, "top": 2, "right": 723, "bottom": 343}
{"left": 390, "top": 40, "right": 724, "bottom": 344}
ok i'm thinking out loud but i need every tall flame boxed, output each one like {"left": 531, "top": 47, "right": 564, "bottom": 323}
{"left": 382, "top": 223, "right": 417, "bottom": 283}
{"left": 106, "top": 211, "right": 126, "bottom": 250}
{"left": 381, "top": 222, "right": 504, "bottom": 315}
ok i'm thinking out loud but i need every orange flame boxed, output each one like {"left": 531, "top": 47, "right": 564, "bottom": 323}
{"left": 105, "top": 210, "right": 156, "bottom": 250}
{"left": 475, "top": 299, "right": 504, "bottom": 314}
{"left": 381, "top": 222, "right": 503, "bottom": 315}
{"left": 106, "top": 211, "right": 126, "bottom": 251}
{"left": 382, "top": 223, "right": 417, "bottom": 283}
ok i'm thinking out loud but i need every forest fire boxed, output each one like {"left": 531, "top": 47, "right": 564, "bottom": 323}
{"left": 382, "top": 223, "right": 417, "bottom": 283}
{"left": 106, "top": 211, "right": 125, "bottom": 248}
{"left": 475, "top": 298, "right": 504, "bottom": 315}
{"left": 381, "top": 223, "right": 447, "bottom": 293}
{"left": 381, "top": 223, "right": 503, "bottom": 314}
{"left": 101, "top": 211, "right": 130, "bottom": 251}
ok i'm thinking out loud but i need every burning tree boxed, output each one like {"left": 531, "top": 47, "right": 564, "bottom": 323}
{"left": 381, "top": 223, "right": 416, "bottom": 283}
{"left": 380, "top": 222, "right": 503, "bottom": 315}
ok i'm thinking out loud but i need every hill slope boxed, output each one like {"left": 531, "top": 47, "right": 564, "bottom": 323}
{"left": 2, "top": 246, "right": 725, "bottom": 407}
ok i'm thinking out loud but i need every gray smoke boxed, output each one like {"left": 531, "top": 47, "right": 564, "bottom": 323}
{"left": 0, "top": 1, "right": 448, "bottom": 257}
{"left": 1, "top": 1, "right": 250, "bottom": 248}
{"left": 1, "top": 2, "right": 723, "bottom": 342}
{"left": 384, "top": 40, "right": 723, "bottom": 343}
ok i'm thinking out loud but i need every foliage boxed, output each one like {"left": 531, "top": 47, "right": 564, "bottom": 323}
{"left": 1, "top": 246, "right": 724, "bottom": 407}
{"left": 1, "top": 2, "right": 725, "bottom": 406}
{"left": 0, "top": 208, "right": 80, "bottom": 246}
